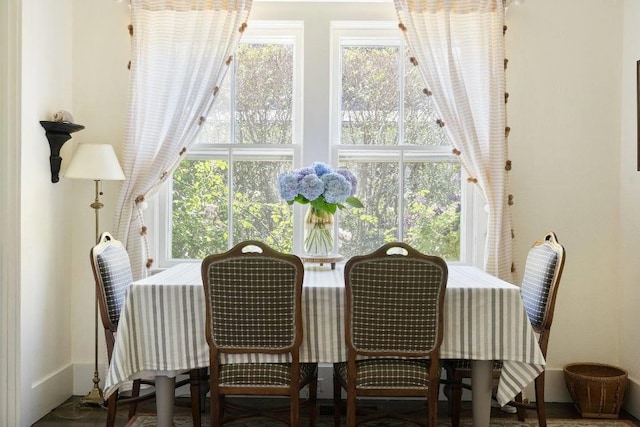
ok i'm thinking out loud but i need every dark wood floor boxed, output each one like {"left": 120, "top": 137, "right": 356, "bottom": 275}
{"left": 32, "top": 396, "right": 640, "bottom": 427}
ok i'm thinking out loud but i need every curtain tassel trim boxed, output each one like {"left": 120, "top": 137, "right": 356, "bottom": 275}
{"left": 504, "top": 92, "right": 510, "bottom": 103}
{"left": 436, "top": 118, "right": 445, "bottom": 127}
{"left": 505, "top": 160, "right": 512, "bottom": 171}
{"left": 505, "top": 126, "right": 511, "bottom": 137}
{"left": 423, "top": 88, "right": 432, "bottom": 96}
{"left": 127, "top": 25, "right": 133, "bottom": 70}
{"left": 508, "top": 194, "right": 514, "bottom": 205}
{"left": 398, "top": 22, "right": 407, "bottom": 32}
{"left": 504, "top": 58, "right": 508, "bottom": 70}
{"left": 239, "top": 22, "right": 247, "bottom": 33}
{"left": 146, "top": 258, "right": 154, "bottom": 269}
{"left": 452, "top": 148, "right": 461, "bottom": 156}
{"left": 467, "top": 177, "right": 478, "bottom": 184}
{"left": 135, "top": 195, "right": 149, "bottom": 211}
{"left": 225, "top": 55, "right": 233, "bottom": 65}
{"left": 409, "top": 56, "right": 419, "bottom": 66}
{"left": 140, "top": 226, "right": 147, "bottom": 236}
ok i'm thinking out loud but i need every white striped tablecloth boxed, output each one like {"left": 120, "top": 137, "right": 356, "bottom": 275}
{"left": 103, "top": 262, "right": 544, "bottom": 406}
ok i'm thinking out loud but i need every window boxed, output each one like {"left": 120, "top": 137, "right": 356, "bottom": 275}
{"left": 157, "top": 12, "right": 472, "bottom": 266}
{"left": 332, "top": 24, "right": 464, "bottom": 260}
{"left": 163, "top": 23, "right": 302, "bottom": 261}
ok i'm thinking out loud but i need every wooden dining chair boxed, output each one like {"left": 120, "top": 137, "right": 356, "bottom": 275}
{"left": 201, "top": 240, "right": 318, "bottom": 426}
{"left": 333, "top": 242, "right": 448, "bottom": 427}
{"left": 443, "top": 231, "right": 566, "bottom": 427}
{"left": 90, "top": 232, "right": 206, "bottom": 427}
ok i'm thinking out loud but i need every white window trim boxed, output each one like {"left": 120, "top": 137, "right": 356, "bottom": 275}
{"left": 151, "top": 12, "right": 487, "bottom": 268}
{"left": 329, "top": 22, "right": 478, "bottom": 265}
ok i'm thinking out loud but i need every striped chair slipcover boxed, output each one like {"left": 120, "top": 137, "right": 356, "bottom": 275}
{"left": 443, "top": 231, "right": 566, "bottom": 427}
{"left": 91, "top": 232, "right": 206, "bottom": 427}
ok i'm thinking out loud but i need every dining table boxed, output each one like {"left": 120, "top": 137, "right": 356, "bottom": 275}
{"left": 104, "top": 261, "right": 545, "bottom": 427}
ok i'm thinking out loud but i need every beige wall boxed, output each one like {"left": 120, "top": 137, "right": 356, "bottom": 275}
{"left": 20, "top": 0, "right": 76, "bottom": 424}
{"left": 8, "top": 0, "right": 639, "bottom": 424}
{"left": 506, "top": 0, "right": 625, "bottom": 402}
{"left": 69, "top": 0, "right": 130, "bottom": 393}
{"left": 620, "top": 0, "right": 640, "bottom": 417}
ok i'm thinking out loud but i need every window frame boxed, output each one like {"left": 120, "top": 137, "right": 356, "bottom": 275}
{"left": 151, "top": 13, "right": 484, "bottom": 268}
{"left": 329, "top": 22, "right": 475, "bottom": 263}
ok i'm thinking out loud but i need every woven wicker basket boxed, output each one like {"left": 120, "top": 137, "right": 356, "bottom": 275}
{"left": 563, "top": 363, "right": 628, "bottom": 419}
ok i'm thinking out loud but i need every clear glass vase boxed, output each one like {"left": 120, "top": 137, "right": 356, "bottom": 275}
{"left": 303, "top": 207, "right": 334, "bottom": 256}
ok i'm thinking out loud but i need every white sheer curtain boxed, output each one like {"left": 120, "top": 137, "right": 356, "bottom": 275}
{"left": 114, "top": 0, "right": 252, "bottom": 279}
{"left": 395, "top": 0, "right": 513, "bottom": 281}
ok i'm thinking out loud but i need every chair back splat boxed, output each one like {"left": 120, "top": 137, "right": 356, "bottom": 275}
{"left": 201, "top": 240, "right": 318, "bottom": 426}
{"left": 333, "top": 242, "right": 448, "bottom": 427}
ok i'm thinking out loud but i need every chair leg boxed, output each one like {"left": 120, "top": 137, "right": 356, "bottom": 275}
{"left": 308, "top": 376, "right": 318, "bottom": 427}
{"left": 106, "top": 391, "right": 119, "bottom": 427}
{"left": 449, "top": 376, "right": 463, "bottom": 427}
{"left": 211, "top": 389, "right": 222, "bottom": 427}
{"left": 514, "top": 392, "right": 527, "bottom": 421}
{"left": 346, "top": 382, "right": 356, "bottom": 427}
{"left": 127, "top": 379, "right": 141, "bottom": 420}
{"left": 535, "top": 373, "right": 547, "bottom": 427}
{"left": 333, "top": 374, "right": 342, "bottom": 427}
{"left": 199, "top": 367, "right": 209, "bottom": 410}
{"left": 290, "top": 388, "right": 300, "bottom": 426}
{"left": 428, "top": 384, "right": 439, "bottom": 427}
{"left": 190, "top": 369, "right": 202, "bottom": 427}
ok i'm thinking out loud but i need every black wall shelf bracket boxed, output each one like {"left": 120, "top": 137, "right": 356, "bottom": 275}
{"left": 40, "top": 121, "right": 85, "bottom": 183}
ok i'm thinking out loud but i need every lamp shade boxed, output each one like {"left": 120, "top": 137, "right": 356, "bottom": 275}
{"left": 65, "top": 143, "right": 125, "bottom": 181}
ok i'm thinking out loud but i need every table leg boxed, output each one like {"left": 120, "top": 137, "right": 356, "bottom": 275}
{"left": 471, "top": 360, "right": 492, "bottom": 427}
{"left": 155, "top": 375, "right": 175, "bottom": 427}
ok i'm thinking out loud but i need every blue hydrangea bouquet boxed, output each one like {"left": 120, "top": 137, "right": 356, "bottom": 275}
{"left": 279, "top": 162, "right": 363, "bottom": 255}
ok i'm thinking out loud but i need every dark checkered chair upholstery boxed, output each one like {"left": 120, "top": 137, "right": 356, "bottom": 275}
{"left": 91, "top": 232, "right": 206, "bottom": 427}
{"left": 443, "top": 231, "right": 566, "bottom": 427}
{"left": 201, "top": 240, "right": 318, "bottom": 426}
{"left": 333, "top": 242, "right": 448, "bottom": 427}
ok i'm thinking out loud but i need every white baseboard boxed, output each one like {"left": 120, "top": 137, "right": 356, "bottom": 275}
{"left": 27, "top": 364, "right": 74, "bottom": 426}
{"left": 623, "top": 377, "right": 640, "bottom": 419}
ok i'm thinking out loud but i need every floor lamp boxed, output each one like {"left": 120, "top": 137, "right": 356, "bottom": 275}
{"left": 65, "top": 143, "right": 125, "bottom": 406}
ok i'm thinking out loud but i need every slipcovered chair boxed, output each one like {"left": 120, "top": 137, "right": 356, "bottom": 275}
{"left": 201, "top": 240, "right": 318, "bottom": 426}
{"left": 90, "top": 231, "right": 206, "bottom": 427}
{"left": 333, "top": 242, "right": 448, "bottom": 427}
{"left": 443, "top": 231, "right": 566, "bottom": 427}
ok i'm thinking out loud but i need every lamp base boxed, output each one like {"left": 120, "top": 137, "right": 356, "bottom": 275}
{"left": 79, "top": 372, "right": 104, "bottom": 407}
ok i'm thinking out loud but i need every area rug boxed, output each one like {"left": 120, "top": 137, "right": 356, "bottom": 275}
{"left": 126, "top": 415, "right": 637, "bottom": 427}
